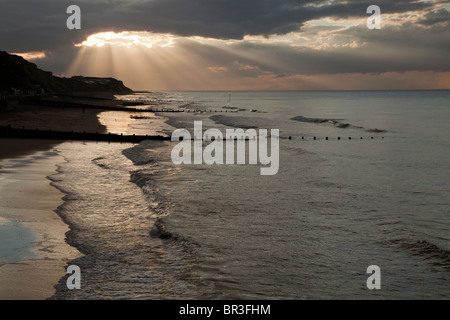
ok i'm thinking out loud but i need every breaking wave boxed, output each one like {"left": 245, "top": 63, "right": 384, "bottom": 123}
{"left": 291, "top": 115, "right": 387, "bottom": 133}
{"left": 389, "top": 238, "right": 450, "bottom": 270}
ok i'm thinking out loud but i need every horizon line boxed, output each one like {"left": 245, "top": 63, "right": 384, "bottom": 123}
{"left": 131, "top": 88, "right": 450, "bottom": 93}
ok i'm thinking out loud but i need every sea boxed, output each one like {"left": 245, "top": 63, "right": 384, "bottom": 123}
{"left": 47, "top": 90, "right": 449, "bottom": 299}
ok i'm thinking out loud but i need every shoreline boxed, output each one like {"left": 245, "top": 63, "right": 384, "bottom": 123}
{"left": 0, "top": 102, "right": 107, "bottom": 135}
{"left": 0, "top": 94, "right": 124, "bottom": 299}
{"left": 0, "top": 92, "right": 176, "bottom": 299}
{"left": 0, "top": 138, "right": 61, "bottom": 160}
{"left": 0, "top": 146, "right": 82, "bottom": 299}
{"left": 0, "top": 93, "right": 131, "bottom": 159}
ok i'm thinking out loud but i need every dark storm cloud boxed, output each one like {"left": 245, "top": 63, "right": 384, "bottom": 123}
{"left": 1, "top": 0, "right": 448, "bottom": 79}
{"left": 418, "top": 8, "right": 450, "bottom": 26}
{"left": 0, "top": 0, "right": 436, "bottom": 52}
{"left": 0, "top": 0, "right": 104, "bottom": 52}
{"left": 94, "top": 0, "right": 434, "bottom": 39}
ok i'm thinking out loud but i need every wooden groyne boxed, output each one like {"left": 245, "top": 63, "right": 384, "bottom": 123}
{"left": 0, "top": 126, "right": 385, "bottom": 143}
{"left": 0, "top": 126, "right": 168, "bottom": 143}
{"left": 22, "top": 99, "right": 185, "bottom": 113}
{"left": 19, "top": 98, "right": 239, "bottom": 113}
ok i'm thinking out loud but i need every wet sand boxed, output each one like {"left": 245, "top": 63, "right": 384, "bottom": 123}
{"left": 0, "top": 146, "right": 82, "bottom": 299}
{"left": 0, "top": 139, "right": 61, "bottom": 160}
{"left": 0, "top": 104, "right": 107, "bottom": 133}
{"left": 0, "top": 96, "right": 119, "bottom": 299}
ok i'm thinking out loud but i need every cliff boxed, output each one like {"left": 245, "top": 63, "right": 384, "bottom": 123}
{"left": 0, "top": 51, "right": 133, "bottom": 95}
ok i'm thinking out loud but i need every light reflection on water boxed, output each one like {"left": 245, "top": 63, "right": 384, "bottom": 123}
{"left": 50, "top": 141, "right": 219, "bottom": 299}
{"left": 52, "top": 91, "right": 449, "bottom": 299}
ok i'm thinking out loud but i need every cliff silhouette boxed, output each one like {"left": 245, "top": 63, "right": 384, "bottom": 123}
{"left": 0, "top": 51, "right": 133, "bottom": 95}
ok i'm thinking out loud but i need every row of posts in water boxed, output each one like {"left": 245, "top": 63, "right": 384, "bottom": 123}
{"left": 194, "top": 134, "right": 385, "bottom": 141}
{"left": 1, "top": 125, "right": 385, "bottom": 142}
{"left": 144, "top": 109, "right": 239, "bottom": 113}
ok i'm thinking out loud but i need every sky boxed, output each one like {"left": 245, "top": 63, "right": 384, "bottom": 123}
{"left": 1, "top": 0, "right": 450, "bottom": 91}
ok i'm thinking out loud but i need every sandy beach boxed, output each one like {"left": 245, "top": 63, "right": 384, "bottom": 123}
{"left": 0, "top": 96, "right": 121, "bottom": 299}
{"left": 0, "top": 145, "right": 82, "bottom": 299}
{"left": 0, "top": 101, "right": 108, "bottom": 134}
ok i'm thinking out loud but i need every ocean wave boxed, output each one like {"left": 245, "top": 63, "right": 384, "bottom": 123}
{"left": 150, "top": 218, "right": 176, "bottom": 240}
{"left": 210, "top": 115, "right": 258, "bottom": 129}
{"left": 365, "top": 128, "right": 388, "bottom": 133}
{"left": 390, "top": 238, "right": 450, "bottom": 270}
{"left": 122, "top": 142, "right": 158, "bottom": 166}
{"left": 91, "top": 156, "right": 111, "bottom": 169}
{"left": 291, "top": 115, "right": 387, "bottom": 133}
{"left": 129, "top": 169, "right": 155, "bottom": 187}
